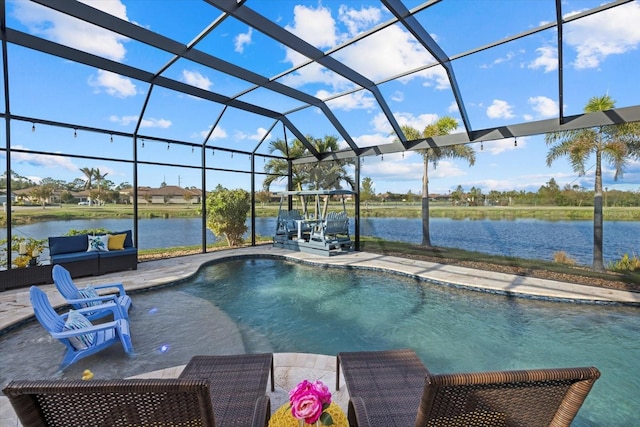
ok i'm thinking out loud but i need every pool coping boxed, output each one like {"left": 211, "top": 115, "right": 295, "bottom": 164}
{"left": 2, "top": 245, "right": 639, "bottom": 334}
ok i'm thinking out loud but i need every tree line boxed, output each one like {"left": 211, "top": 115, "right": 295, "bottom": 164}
{"left": 359, "top": 177, "right": 640, "bottom": 207}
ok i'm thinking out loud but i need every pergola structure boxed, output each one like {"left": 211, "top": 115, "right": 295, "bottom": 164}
{"left": 1, "top": 0, "right": 639, "bottom": 255}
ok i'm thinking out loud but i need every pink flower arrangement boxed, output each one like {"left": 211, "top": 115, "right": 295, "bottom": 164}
{"left": 289, "top": 379, "right": 333, "bottom": 425}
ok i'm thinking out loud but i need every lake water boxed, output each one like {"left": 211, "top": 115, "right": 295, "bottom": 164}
{"left": 4, "top": 217, "right": 640, "bottom": 265}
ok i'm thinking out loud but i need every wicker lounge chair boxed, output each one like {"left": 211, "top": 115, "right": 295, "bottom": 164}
{"left": 178, "top": 354, "right": 275, "bottom": 425}
{"left": 3, "top": 353, "right": 275, "bottom": 427}
{"left": 53, "top": 264, "right": 132, "bottom": 321}
{"left": 337, "top": 349, "right": 600, "bottom": 427}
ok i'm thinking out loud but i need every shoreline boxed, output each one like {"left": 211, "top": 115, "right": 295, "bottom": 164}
{"left": 4, "top": 204, "right": 640, "bottom": 226}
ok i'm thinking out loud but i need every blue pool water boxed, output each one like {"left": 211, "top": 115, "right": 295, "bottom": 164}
{"left": 2, "top": 258, "right": 638, "bottom": 426}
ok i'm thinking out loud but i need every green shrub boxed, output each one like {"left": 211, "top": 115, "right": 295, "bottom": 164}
{"left": 65, "top": 228, "right": 111, "bottom": 236}
{"left": 608, "top": 253, "right": 640, "bottom": 271}
{"left": 553, "top": 251, "right": 576, "bottom": 265}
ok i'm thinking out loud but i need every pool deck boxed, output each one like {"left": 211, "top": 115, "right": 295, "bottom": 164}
{"left": 2, "top": 246, "right": 639, "bottom": 425}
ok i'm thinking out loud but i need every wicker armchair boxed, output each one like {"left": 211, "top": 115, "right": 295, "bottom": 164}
{"left": 3, "top": 378, "right": 217, "bottom": 427}
{"left": 337, "top": 349, "right": 600, "bottom": 427}
{"left": 3, "top": 353, "right": 274, "bottom": 427}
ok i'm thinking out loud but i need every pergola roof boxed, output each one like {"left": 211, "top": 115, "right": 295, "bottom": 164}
{"left": 2, "top": 0, "right": 639, "bottom": 165}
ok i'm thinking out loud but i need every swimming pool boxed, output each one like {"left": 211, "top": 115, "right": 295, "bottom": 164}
{"left": 1, "top": 258, "right": 638, "bottom": 426}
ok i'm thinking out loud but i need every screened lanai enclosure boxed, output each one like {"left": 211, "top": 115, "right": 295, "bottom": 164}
{"left": 1, "top": 1, "right": 639, "bottom": 278}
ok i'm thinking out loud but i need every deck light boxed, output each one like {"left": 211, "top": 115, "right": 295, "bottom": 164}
{"left": 514, "top": 138, "right": 517, "bottom": 147}
{"left": 32, "top": 123, "right": 35, "bottom": 132}
{"left": 110, "top": 134, "right": 113, "bottom": 143}
{"left": 74, "top": 129, "right": 77, "bottom": 138}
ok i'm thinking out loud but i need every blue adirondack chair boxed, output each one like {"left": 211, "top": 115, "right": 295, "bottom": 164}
{"left": 52, "top": 264, "right": 132, "bottom": 321}
{"left": 29, "top": 286, "right": 134, "bottom": 370}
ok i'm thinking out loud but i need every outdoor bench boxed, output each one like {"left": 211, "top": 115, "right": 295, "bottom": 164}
{"left": 48, "top": 230, "right": 137, "bottom": 278}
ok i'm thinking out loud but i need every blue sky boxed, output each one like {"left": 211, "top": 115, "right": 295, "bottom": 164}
{"left": 3, "top": 0, "right": 640, "bottom": 195}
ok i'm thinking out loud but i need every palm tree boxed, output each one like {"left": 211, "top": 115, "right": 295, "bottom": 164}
{"left": 79, "top": 167, "right": 96, "bottom": 190}
{"left": 263, "top": 138, "right": 307, "bottom": 192}
{"left": 264, "top": 136, "right": 355, "bottom": 191}
{"left": 402, "top": 117, "right": 476, "bottom": 246}
{"left": 545, "top": 94, "right": 640, "bottom": 271}
{"left": 305, "top": 135, "right": 355, "bottom": 191}
{"left": 93, "top": 168, "right": 108, "bottom": 192}
{"left": 92, "top": 168, "right": 109, "bottom": 206}
{"left": 263, "top": 135, "right": 355, "bottom": 215}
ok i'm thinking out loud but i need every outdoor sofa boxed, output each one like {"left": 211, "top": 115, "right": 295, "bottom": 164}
{"left": 48, "top": 230, "right": 137, "bottom": 278}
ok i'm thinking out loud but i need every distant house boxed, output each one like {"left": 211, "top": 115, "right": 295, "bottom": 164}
{"left": 133, "top": 186, "right": 202, "bottom": 205}
{"left": 12, "top": 188, "right": 65, "bottom": 205}
{"left": 0, "top": 191, "right": 15, "bottom": 204}
{"left": 429, "top": 193, "right": 452, "bottom": 202}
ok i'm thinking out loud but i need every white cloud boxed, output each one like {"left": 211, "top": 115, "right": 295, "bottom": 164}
{"left": 494, "top": 51, "right": 515, "bottom": 65}
{"left": 371, "top": 112, "right": 419, "bottom": 134}
{"left": 182, "top": 70, "right": 212, "bottom": 90}
{"left": 12, "top": 0, "right": 129, "bottom": 61}
{"left": 196, "top": 126, "right": 227, "bottom": 140}
{"left": 393, "top": 112, "right": 439, "bottom": 132}
{"left": 286, "top": 4, "right": 337, "bottom": 48}
{"left": 486, "top": 100, "right": 515, "bottom": 119}
{"left": 336, "top": 27, "right": 448, "bottom": 89}
{"left": 528, "top": 46, "right": 557, "bottom": 73}
{"left": 353, "top": 133, "right": 396, "bottom": 148}
{"left": 7, "top": 146, "right": 78, "bottom": 171}
{"left": 428, "top": 159, "right": 470, "bottom": 179}
{"left": 279, "top": 61, "right": 351, "bottom": 91}
{"left": 234, "top": 127, "right": 271, "bottom": 141}
{"left": 139, "top": 118, "right": 172, "bottom": 129}
{"left": 528, "top": 96, "right": 558, "bottom": 118}
{"left": 280, "top": 5, "right": 448, "bottom": 91}
{"left": 361, "top": 154, "right": 423, "bottom": 182}
{"left": 320, "top": 90, "right": 376, "bottom": 111}
{"left": 565, "top": 2, "right": 640, "bottom": 69}
{"left": 88, "top": 70, "right": 137, "bottom": 98}
{"left": 109, "top": 115, "right": 171, "bottom": 128}
{"left": 338, "top": 5, "right": 382, "bottom": 36}
{"left": 234, "top": 27, "right": 253, "bottom": 53}
{"left": 448, "top": 101, "right": 459, "bottom": 113}
{"left": 482, "top": 137, "right": 525, "bottom": 155}
{"left": 391, "top": 91, "right": 404, "bottom": 102}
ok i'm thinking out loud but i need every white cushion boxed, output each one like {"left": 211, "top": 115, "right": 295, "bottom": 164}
{"left": 77, "top": 286, "right": 102, "bottom": 307}
{"left": 63, "top": 310, "right": 96, "bottom": 350}
{"left": 87, "top": 235, "right": 109, "bottom": 252}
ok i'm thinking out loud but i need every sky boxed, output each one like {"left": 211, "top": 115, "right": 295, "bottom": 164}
{"left": 2, "top": 0, "right": 640, "bottom": 196}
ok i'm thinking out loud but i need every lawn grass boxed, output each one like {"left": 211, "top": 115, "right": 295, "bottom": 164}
{"left": 359, "top": 237, "right": 640, "bottom": 290}
{"left": 4, "top": 203, "right": 639, "bottom": 226}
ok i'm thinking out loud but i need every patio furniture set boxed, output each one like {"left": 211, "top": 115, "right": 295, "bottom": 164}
{"left": 8, "top": 269, "right": 600, "bottom": 426}
{"left": 48, "top": 230, "right": 138, "bottom": 278}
